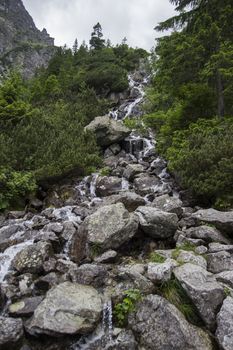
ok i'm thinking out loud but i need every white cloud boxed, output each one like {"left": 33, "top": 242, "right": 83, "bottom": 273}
{"left": 23, "top": 0, "right": 175, "bottom": 50}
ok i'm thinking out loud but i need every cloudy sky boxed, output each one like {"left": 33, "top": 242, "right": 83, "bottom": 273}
{"left": 23, "top": 0, "right": 176, "bottom": 51}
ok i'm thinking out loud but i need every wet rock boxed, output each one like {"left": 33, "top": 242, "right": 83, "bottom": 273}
{"left": 152, "top": 194, "right": 183, "bottom": 217}
{"left": 174, "top": 263, "right": 225, "bottom": 330}
{"left": 216, "top": 296, "right": 233, "bottom": 350}
{"left": 192, "top": 209, "right": 233, "bottom": 235}
{"left": 43, "top": 222, "right": 64, "bottom": 234}
{"left": 123, "top": 164, "right": 144, "bottom": 181}
{"left": 207, "top": 251, "right": 233, "bottom": 274}
{"left": 109, "top": 143, "right": 122, "bottom": 155}
{"left": 9, "top": 296, "right": 44, "bottom": 317}
{"left": 7, "top": 211, "right": 25, "bottom": 220}
{"left": 150, "top": 157, "right": 167, "bottom": 175}
{"left": 184, "top": 225, "right": 230, "bottom": 244}
{"left": 128, "top": 295, "right": 213, "bottom": 350}
{"left": 176, "top": 250, "right": 207, "bottom": 269}
{"left": 26, "top": 282, "right": 102, "bottom": 336}
{"left": 96, "top": 176, "right": 123, "bottom": 197}
{"left": 0, "top": 224, "right": 23, "bottom": 252}
{"left": 147, "top": 259, "right": 178, "bottom": 283}
{"left": 134, "top": 174, "right": 161, "bottom": 196}
{"left": 85, "top": 115, "right": 130, "bottom": 147}
{"left": 0, "top": 317, "right": 24, "bottom": 350}
{"left": 135, "top": 206, "right": 178, "bottom": 239}
{"left": 12, "top": 241, "right": 53, "bottom": 274}
{"left": 94, "top": 250, "right": 117, "bottom": 263}
{"left": 82, "top": 203, "right": 139, "bottom": 251}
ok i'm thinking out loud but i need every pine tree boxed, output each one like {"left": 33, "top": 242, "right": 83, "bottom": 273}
{"left": 89, "top": 22, "right": 105, "bottom": 50}
{"left": 72, "top": 38, "right": 78, "bottom": 54}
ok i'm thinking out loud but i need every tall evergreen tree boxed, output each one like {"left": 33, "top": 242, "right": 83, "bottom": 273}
{"left": 89, "top": 22, "right": 105, "bottom": 50}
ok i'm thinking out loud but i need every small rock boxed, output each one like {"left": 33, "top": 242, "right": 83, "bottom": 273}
{"left": 94, "top": 250, "right": 117, "bottom": 263}
{"left": 207, "top": 251, "right": 233, "bottom": 274}
{"left": 176, "top": 250, "right": 207, "bottom": 269}
{"left": 152, "top": 194, "right": 183, "bottom": 217}
{"left": 147, "top": 259, "right": 178, "bottom": 283}
{"left": 192, "top": 209, "right": 233, "bottom": 235}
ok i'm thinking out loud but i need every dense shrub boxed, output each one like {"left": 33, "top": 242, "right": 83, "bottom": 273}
{"left": 166, "top": 118, "right": 233, "bottom": 208}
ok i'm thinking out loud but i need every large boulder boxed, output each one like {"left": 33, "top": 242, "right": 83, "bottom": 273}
{"left": 85, "top": 115, "right": 130, "bottom": 147}
{"left": 135, "top": 206, "right": 178, "bottom": 239}
{"left": 26, "top": 282, "right": 102, "bottom": 336}
{"left": 99, "top": 191, "right": 145, "bottom": 212}
{"left": 0, "top": 317, "right": 23, "bottom": 350}
{"left": 216, "top": 296, "right": 233, "bottom": 350}
{"left": 12, "top": 241, "right": 53, "bottom": 274}
{"left": 123, "top": 164, "right": 145, "bottom": 181}
{"left": 174, "top": 263, "right": 225, "bottom": 330}
{"left": 128, "top": 295, "right": 213, "bottom": 350}
{"left": 82, "top": 203, "right": 139, "bottom": 251}
{"left": 192, "top": 209, "right": 233, "bottom": 235}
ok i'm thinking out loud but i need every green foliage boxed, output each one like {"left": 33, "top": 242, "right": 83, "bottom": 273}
{"left": 159, "top": 278, "right": 203, "bottom": 326}
{"left": 0, "top": 167, "right": 36, "bottom": 210}
{"left": 114, "top": 289, "right": 142, "bottom": 327}
{"left": 171, "top": 243, "right": 197, "bottom": 260}
{"left": 99, "top": 167, "right": 111, "bottom": 176}
{"left": 166, "top": 118, "right": 233, "bottom": 208}
{"left": 146, "top": 0, "right": 233, "bottom": 208}
{"left": 149, "top": 252, "right": 166, "bottom": 263}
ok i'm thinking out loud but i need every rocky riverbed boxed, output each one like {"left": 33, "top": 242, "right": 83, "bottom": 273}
{"left": 0, "top": 70, "right": 233, "bottom": 350}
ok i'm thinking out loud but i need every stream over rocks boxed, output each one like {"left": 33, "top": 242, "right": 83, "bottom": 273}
{"left": 1, "top": 70, "right": 233, "bottom": 350}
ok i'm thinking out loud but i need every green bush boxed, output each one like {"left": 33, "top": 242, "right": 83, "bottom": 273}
{"left": 166, "top": 117, "right": 233, "bottom": 208}
{"left": 114, "top": 289, "right": 142, "bottom": 327}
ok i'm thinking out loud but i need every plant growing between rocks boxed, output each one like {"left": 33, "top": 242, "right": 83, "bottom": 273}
{"left": 113, "top": 289, "right": 142, "bottom": 327}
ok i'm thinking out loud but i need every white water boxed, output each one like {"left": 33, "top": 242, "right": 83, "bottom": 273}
{"left": 52, "top": 206, "right": 81, "bottom": 223}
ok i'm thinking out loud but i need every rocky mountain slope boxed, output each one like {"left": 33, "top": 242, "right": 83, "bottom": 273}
{"left": 0, "top": 70, "right": 233, "bottom": 350}
{"left": 0, "top": 0, "right": 55, "bottom": 78}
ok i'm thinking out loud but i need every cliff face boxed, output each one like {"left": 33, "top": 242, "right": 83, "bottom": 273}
{"left": 0, "top": 0, "right": 55, "bottom": 78}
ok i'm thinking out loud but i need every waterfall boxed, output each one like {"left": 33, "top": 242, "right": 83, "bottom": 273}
{"left": 102, "top": 299, "right": 113, "bottom": 342}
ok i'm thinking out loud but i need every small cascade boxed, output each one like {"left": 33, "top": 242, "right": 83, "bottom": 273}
{"left": 90, "top": 173, "right": 98, "bottom": 198}
{"left": 121, "top": 177, "right": 129, "bottom": 191}
{"left": 0, "top": 240, "right": 33, "bottom": 283}
{"left": 52, "top": 206, "right": 81, "bottom": 223}
{"left": 102, "top": 299, "right": 113, "bottom": 342}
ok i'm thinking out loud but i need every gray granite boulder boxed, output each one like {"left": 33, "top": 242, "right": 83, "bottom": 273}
{"left": 26, "top": 282, "right": 102, "bottom": 336}
{"left": 192, "top": 209, "right": 233, "bottom": 235}
{"left": 128, "top": 295, "right": 213, "bottom": 350}
{"left": 216, "top": 297, "right": 233, "bottom": 350}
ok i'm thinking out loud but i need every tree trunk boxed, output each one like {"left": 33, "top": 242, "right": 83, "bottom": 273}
{"left": 217, "top": 70, "right": 225, "bottom": 117}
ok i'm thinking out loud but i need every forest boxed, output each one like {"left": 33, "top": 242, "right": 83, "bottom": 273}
{"left": 144, "top": 0, "right": 233, "bottom": 209}
{"left": 0, "top": 0, "right": 233, "bottom": 210}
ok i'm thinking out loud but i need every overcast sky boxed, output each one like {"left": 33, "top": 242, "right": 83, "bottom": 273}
{"left": 23, "top": 0, "right": 176, "bottom": 51}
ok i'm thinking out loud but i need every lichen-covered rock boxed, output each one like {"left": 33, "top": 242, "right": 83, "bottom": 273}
{"left": 9, "top": 296, "right": 44, "bottom": 317}
{"left": 133, "top": 174, "right": 161, "bottom": 196}
{"left": 123, "top": 164, "right": 144, "bottom": 181}
{"left": 82, "top": 203, "right": 139, "bottom": 251}
{"left": 216, "top": 297, "right": 233, "bottom": 350}
{"left": 135, "top": 206, "right": 178, "bottom": 239}
{"left": 85, "top": 116, "right": 130, "bottom": 147}
{"left": 26, "top": 282, "right": 102, "bottom": 336}
{"left": 174, "top": 263, "right": 225, "bottom": 330}
{"left": 128, "top": 295, "right": 213, "bottom": 350}
{"left": 12, "top": 241, "right": 53, "bottom": 274}
{"left": 176, "top": 250, "right": 207, "bottom": 269}
{"left": 0, "top": 316, "right": 23, "bottom": 350}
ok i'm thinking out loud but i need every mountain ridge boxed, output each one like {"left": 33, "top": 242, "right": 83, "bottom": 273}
{"left": 0, "top": 0, "right": 55, "bottom": 77}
